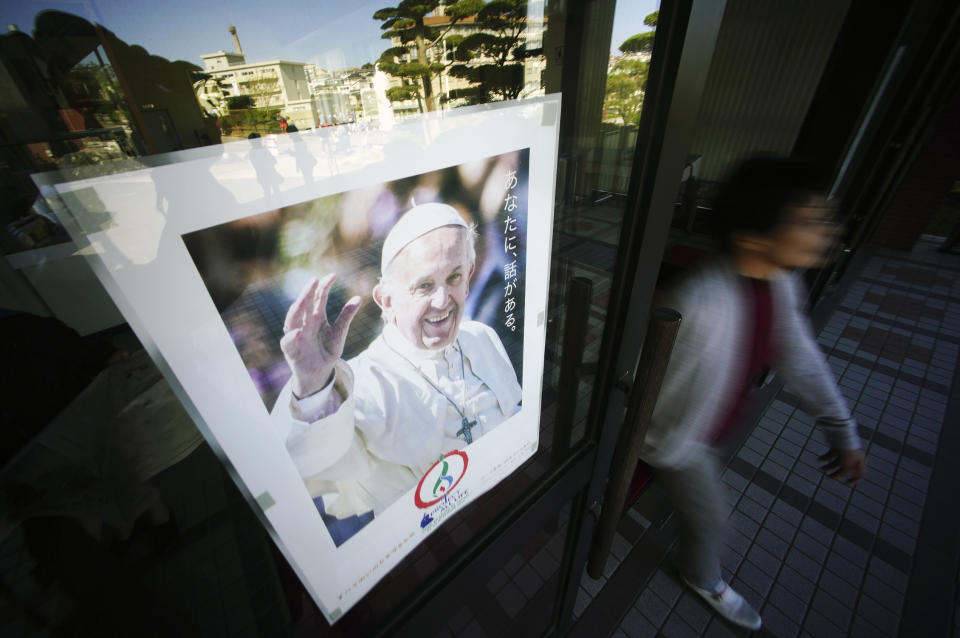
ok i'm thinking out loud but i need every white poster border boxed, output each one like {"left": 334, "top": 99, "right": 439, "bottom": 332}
{"left": 42, "top": 95, "right": 561, "bottom": 623}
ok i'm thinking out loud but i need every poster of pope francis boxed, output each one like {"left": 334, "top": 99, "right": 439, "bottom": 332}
{"left": 183, "top": 149, "right": 531, "bottom": 546}
{"left": 46, "top": 95, "right": 559, "bottom": 623}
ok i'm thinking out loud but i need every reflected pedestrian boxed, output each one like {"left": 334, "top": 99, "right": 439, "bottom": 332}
{"left": 248, "top": 135, "right": 281, "bottom": 197}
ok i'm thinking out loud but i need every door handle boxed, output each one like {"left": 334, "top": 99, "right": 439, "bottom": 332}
{"left": 587, "top": 307, "right": 681, "bottom": 578}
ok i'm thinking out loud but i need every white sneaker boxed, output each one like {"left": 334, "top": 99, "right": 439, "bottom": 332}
{"left": 683, "top": 578, "right": 762, "bottom": 631}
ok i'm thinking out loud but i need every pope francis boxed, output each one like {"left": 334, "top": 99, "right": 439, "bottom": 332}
{"left": 271, "top": 203, "right": 522, "bottom": 528}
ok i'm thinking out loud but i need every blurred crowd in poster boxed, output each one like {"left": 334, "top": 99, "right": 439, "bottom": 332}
{"left": 182, "top": 149, "right": 530, "bottom": 411}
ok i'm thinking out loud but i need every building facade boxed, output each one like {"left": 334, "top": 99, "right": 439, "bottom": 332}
{"left": 199, "top": 50, "right": 317, "bottom": 130}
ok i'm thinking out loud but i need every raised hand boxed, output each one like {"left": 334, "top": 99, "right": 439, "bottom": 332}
{"left": 280, "top": 274, "right": 362, "bottom": 399}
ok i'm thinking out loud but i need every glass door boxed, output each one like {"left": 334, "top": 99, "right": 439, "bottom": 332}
{"left": 0, "top": 1, "right": 728, "bottom": 636}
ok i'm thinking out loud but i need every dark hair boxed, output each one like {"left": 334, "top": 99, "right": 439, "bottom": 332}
{"left": 710, "top": 156, "right": 831, "bottom": 251}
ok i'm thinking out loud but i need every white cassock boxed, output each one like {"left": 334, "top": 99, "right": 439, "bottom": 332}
{"left": 270, "top": 320, "right": 522, "bottom": 518}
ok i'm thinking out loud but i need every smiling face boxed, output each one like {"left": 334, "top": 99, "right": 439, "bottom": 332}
{"left": 373, "top": 226, "right": 475, "bottom": 350}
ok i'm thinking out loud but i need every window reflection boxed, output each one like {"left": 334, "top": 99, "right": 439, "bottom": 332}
{"left": 0, "top": 10, "right": 216, "bottom": 252}
{"left": 0, "top": 1, "right": 548, "bottom": 254}
{"left": 546, "top": 0, "right": 659, "bottom": 454}
{"left": 0, "top": 0, "right": 667, "bottom": 632}
{"left": 594, "top": 6, "right": 656, "bottom": 196}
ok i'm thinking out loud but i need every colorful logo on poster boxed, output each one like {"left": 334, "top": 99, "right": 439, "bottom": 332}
{"left": 414, "top": 450, "right": 468, "bottom": 509}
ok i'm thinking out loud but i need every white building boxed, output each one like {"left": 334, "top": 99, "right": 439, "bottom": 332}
{"left": 199, "top": 50, "right": 318, "bottom": 130}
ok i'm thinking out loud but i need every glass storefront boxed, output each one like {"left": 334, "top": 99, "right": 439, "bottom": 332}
{"left": 0, "top": 1, "right": 667, "bottom": 635}
{"left": 5, "top": 0, "right": 958, "bottom": 635}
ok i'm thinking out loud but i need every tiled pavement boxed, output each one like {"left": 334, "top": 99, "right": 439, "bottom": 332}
{"left": 581, "top": 237, "right": 960, "bottom": 637}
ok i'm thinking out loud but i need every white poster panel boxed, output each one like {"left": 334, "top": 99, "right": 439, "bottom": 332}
{"left": 41, "top": 96, "right": 560, "bottom": 623}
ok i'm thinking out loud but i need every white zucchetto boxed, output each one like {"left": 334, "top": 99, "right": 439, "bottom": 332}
{"left": 380, "top": 203, "right": 468, "bottom": 274}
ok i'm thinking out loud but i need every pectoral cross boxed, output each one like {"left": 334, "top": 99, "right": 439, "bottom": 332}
{"left": 457, "top": 416, "right": 478, "bottom": 444}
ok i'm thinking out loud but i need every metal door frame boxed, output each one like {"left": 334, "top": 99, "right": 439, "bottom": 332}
{"left": 554, "top": 0, "right": 727, "bottom": 633}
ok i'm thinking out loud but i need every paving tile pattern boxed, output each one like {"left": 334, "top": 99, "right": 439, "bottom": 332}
{"left": 612, "top": 241, "right": 960, "bottom": 637}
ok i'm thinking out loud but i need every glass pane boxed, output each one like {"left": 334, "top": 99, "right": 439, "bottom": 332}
{"left": 0, "top": 1, "right": 549, "bottom": 253}
{"left": 544, "top": 0, "right": 660, "bottom": 451}
{"left": 0, "top": 0, "right": 658, "bottom": 632}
